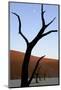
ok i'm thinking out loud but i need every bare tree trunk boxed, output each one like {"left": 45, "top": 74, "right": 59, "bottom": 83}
{"left": 44, "top": 73, "right": 46, "bottom": 80}
{"left": 35, "top": 73, "right": 38, "bottom": 83}
{"left": 21, "top": 44, "right": 45, "bottom": 87}
{"left": 21, "top": 45, "right": 32, "bottom": 87}
{"left": 39, "top": 75, "right": 41, "bottom": 81}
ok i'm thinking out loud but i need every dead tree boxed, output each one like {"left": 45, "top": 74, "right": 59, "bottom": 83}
{"left": 44, "top": 73, "right": 46, "bottom": 80}
{"left": 35, "top": 63, "right": 42, "bottom": 83}
{"left": 37, "top": 65, "right": 42, "bottom": 81}
{"left": 12, "top": 4, "right": 57, "bottom": 87}
{"left": 35, "top": 73, "right": 39, "bottom": 83}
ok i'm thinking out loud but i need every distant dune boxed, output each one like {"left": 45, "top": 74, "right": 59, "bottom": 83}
{"left": 9, "top": 50, "right": 59, "bottom": 80}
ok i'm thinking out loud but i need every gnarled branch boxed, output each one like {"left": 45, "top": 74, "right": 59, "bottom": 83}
{"left": 42, "top": 30, "right": 58, "bottom": 37}
{"left": 12, "top": 12, "right": 29, "bottom": 46}
{"left": 41, "top": 4, "right": 45, "bottom": 27}
{"left": 39, "top": 5, "right": 46, "bottom": 35}
{"left": 30, "top": 5, "right": 57, "bottom": 48}
{"left": 28, "top": 55, "right": 45, "bottom": 85}
{"left": 45, "top": 17, "right": 56, "bottom": 28}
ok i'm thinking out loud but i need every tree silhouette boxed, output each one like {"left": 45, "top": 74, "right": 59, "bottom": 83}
{"left": 34, "top": 63, "right": 42, "bottom": 83}
{"left": 12, "top": 4, "right": 57, "bottom": 87}
{"left": 44, "top": 72, "right": 46, "bottom": 80}
{"left": 35, "top": 73, "right": 39, "bottom": 83}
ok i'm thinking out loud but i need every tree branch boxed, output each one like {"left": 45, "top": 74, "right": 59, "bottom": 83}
{"left": 12, "top": 12, "right": 29, "bottom": 46}
{"left": 28, "top": 55, "right": 45, "bottom": 85}
{"left": 42, "top": 30, "right": 58, "bottom": 37}
{"left": 38, "top": 5, "right": 46, "bottom": 35}
{"left": 46, "top": 17, "right": 56, "bottom": 28}
{"left": 41, "top": 4, "right": 45, "bottom": 27}
{"left": 30, "top": 5, "right": 57, "bottom": 49}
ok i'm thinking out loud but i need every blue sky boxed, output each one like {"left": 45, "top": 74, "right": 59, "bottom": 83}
{"left": 10, "top": 2, "right": 58, "bottom": 59}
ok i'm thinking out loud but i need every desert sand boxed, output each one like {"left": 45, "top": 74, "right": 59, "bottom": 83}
{"left": 9, "top": 50, "right": 59, "bottom": 80}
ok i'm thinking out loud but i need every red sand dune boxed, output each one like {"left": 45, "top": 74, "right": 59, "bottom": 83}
{"left": 10, "top": 50, "right": 59, "bottom": 80}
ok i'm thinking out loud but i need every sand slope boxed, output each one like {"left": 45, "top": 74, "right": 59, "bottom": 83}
{"left": 9, "top": 50, "right": 59, "bottom": 80}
